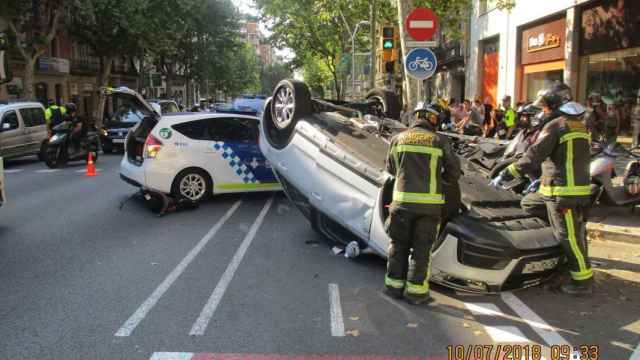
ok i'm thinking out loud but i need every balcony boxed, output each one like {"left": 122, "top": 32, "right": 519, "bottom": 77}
{"left": 70, "top": 58, "right": 100, "bottom": 75}
{"left": 434, "top": 41, "right": 464, "bottom": 68}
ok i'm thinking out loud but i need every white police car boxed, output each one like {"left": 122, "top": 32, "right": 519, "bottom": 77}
{"left": 111, "top": 87, "right": 280, "bottom": 203}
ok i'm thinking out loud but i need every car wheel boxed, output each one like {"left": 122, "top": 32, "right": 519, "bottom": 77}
{"left": 366, "top": 88, "right": 402, "bottom": 120}
{"left": 271, "top": 79, "right": 312, "bottom": 131}
{"left": 37, "top": 140, "right": 48, "bottom": 161}
{"left": 172, "top": 168, "right": 212, "bottom": 203}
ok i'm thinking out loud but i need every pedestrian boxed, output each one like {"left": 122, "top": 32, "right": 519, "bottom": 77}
{"left": 44, "top": 99, "right": 67, "bottom": 135}
{"left": 632, "top": 90, "right": 640, "bottom": 148}
{"left": 491, "top": 83, "right": 594, "bottom": 296}
{"left": 584, "top": 93, "right": 607, "bottom": 143}
{"left": 483, "top": 97, "right": 494, "bottom": 137}
{"left": 383, "top": 102, "right": 461, "bottom": 305}
{"left": 500, "top": 95, "right": 517, "bottom": 139}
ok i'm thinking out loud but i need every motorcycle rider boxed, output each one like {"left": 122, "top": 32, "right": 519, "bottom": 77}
{"left": 64, "top": 102, "right": 83, "bottom": 153}
{"left": 491, "top": 83, "right": 594, "bottom": 296}
{"left": 585, "top": 92, "right": 609, "bottom": 144}
{"left": 383, "top": 102, "right": 461, "bottom": 305}
{"left": 44, "top": 99, "right": 67, "bottom": 135}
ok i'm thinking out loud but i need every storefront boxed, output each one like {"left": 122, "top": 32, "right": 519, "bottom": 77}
{"left": 578, "top": 0, "right": 640, "bottom": 131}
{"left": 480, "top": 37, "right": 499, "bottom": 106}
{"left": 518, "top": 17, "right": 566, "bottom": 102}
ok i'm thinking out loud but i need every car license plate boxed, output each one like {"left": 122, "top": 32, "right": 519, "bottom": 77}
{"left": 113, "top": 138, "right": 125, "bottom": 144}
{"left": 522, "top": 258, "right": 560, "bottom": 274}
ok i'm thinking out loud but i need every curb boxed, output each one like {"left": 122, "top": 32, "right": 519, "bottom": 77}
{"left": 587, "top": 223, "right": 640, "bottom": 245}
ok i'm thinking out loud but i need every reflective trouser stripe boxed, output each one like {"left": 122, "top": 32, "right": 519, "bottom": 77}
{"left": 384, "top": 275, "right": 405, "bottom": 289}
{"left": 507, "top": 163, "right": 521, "bottom": 178}
{"left": 406, "top": 225, "right": 438, "bottom": 296}
{"left": 393, "top": 191, "right": 444, "bottom": 204}
{"left": 565, "top": 209, "right": 593, "bottom": 281}
{"left": 539, "top": 185, "right": 591, "bottom": 196}
{"left": 566, "top": 139, "right": 575, "bottom": 187}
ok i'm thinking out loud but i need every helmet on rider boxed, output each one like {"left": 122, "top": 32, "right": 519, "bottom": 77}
{"left": 413, "top": 101, "right": 440, "bottom": 126}
{"left": 47, "top": 99, "right": 56, "bottom": 107}
{"left": 516, "top": 102, "right": 540, "bottom": 117}
{"left": 533, "top": 83, "right": 572, "bottom": 111}
{"left": 558, "top": 101, "right": 586, "bottom": 117}
{"left": 65, "top": 102, "right": 77, "bottom": 113}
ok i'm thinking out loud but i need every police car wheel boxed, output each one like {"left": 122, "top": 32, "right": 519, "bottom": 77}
{"left": 172, "top": 168, "right": 212, "bottom": 203}
{"left": 271, "top": 79, "right": 312, "bottom": 130}
{"left": 365, "top": 88, "right": 402, "bottom": 120}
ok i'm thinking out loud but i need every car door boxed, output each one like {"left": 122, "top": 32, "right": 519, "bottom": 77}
{"left": 206, "top": 117, "right": 278, "bottom": 191}
{"left": 0, "top": 110, "right": 24, "bottom": 158}
{"left": 20, "top": 107, "right": 47, "bottom": 154}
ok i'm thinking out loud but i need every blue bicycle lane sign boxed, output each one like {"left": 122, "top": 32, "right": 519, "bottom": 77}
{"left": 405, "top": 48, "right": 437, "bottom": 80}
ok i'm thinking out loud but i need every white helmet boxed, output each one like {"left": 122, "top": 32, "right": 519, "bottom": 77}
{"left": 559, "top": 101, "right": 586, "bottom": 117}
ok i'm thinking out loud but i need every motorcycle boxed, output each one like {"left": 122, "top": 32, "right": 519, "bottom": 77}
{"left": 44, "top": 120, "right": 100, "bottom": 168}
{"left": 590, "top": 142, "right": 640, "bottom": 208}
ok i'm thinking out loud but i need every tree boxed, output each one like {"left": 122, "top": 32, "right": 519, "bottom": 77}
{"left": 67, "top": 0, "right": 149, "bottom": 127}
{"left": 260, "top": 62, "right": 293, "bottom": 95}
{"left": 301, "top": 57, "right": 332, "bottom": 97}
{"left": 257, "top": 0, "right": 372, "bottom": 100}
{"left": 0, "top": 0, "right": 64, "bottom": 101}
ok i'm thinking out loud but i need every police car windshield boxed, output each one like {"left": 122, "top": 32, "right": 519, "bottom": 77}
{"left": 113, "top": 107, "right": 144, "bottom": 123}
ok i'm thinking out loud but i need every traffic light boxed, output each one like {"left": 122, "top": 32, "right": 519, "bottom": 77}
{"left": 382, "top": 26, "right": 394, "bottom": 61}
{"left": 384, "top": 61, "right": 394, "bottom": 73}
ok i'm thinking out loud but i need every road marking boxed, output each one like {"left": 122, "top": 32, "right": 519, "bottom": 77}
{"left": 189, "top": 197, "right": 274, "bottom": 336}
{"left": 464, "top": 303, "right": 502, "bottom": 316}
{"left": 150, "top": 353, "right": 194, "bottom": 360}
{"left": 484, "top": 325, "right": 530, "bottom": 343}
{"left": 328, "top": 283, "right": 345, "bottom": 337}
{"left": 3, "top": 169, "right": 23, "bottom": 173}
{"left": 36, "top": 169, "right": 60, "bottom": 173}
{"left": 114, "top": 200, "right": 243, "bottom": 337}
{"left": 501, "top": 292, "right": 572, "bottom": 347}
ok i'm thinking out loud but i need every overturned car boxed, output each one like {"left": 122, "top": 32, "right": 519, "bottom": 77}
{"left": 260, "top": 80, "right": 563, "bottom": 293}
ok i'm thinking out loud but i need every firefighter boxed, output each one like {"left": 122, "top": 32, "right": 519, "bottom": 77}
{"left": 491, "top": 83, "right": 594, "bottom": 296}
{"left": 383, "top": 102, "right": 461, "bottom": 305}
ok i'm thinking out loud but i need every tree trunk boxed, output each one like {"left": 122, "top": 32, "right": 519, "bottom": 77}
{"left": 95, "top": 56, "right": 115, "bottom": 130}
{"left": 23, "top": 56, "right": 37, "bottom": 101}
{"left": 331, "top": 70, "right": 342, "bottom": 100}
{"left": 369, "top": 0, "right": 377, "bottom": 90}
{"left": 396, "top": 0, "right": 420, "bottom": 112}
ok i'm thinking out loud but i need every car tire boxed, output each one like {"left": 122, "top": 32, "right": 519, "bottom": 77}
{"left": 171, "top": 168, "right": 212, "bottom": 204}
{"left": 366, "top": 88, "right": 402, "bottom": 120}
{"left": 271, "top": 79, "right": 312, "bottom": 131}
{"left": 37, "top": 140, "right": 48, "bottom": 162}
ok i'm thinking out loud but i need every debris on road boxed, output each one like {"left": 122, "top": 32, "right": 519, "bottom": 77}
{"left": 344, "top": 241, "right": 360, "bottom": 258}
{"left": 332, "top": 246, "right": 343, "bottom": 255}
{"left": 345, "top": 329, "right": 360, "bottom": 337}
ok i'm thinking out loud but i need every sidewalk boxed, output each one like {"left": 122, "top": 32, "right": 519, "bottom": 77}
{"left": 588, "top": 205, "right": 640, "bottom": 245}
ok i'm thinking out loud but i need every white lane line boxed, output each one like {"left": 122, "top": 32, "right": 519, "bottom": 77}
{"left": 3, "top": 169, "right": 23, "bottom": 173}
{"left": 485, "top": 326, "right": 531, "bottom": 343}
{"left": 501, "top": 292, "right": 572, "bottom": 347}
{"left": 36, "top": 169, "right": 60, "bottom": 173}
{"left": 328, "top": 283, "right": 345, "bottom": 337}
{"left": 631, "top": 343, "right": 640, "bottom": 360}
{"left": 149, "top": 353, "right": 194, "bottom": 360}
{"left": 465, "top": 302, "right": 503, "bottom": 316}
{"left": 189, "top": 197, "right": 274, "bottom": 336}
{"left": 114, "top": 200, "right": 243, "bottom": 337}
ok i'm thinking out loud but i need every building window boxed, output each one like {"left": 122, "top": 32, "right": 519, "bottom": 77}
{"left": 479, "top": 0, "right": 498, "bottom": 15}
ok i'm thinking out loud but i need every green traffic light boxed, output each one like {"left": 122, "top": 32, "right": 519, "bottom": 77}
{"left": 383, "top": 39, "right": 393, "bottom": 49}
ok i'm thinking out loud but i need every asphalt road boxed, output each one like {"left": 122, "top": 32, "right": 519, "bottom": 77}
{"left": 0, "top": 154, "right": 638, "bottom": 360}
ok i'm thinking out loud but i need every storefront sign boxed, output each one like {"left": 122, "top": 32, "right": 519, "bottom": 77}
{"left": 520, "top": 17, "right": 566, "bottom": 66}
{"left": 580, "top": 0, "right": 640, "bottom": 56}
{"left": 528, "top": 32, "right": 560, "bottom": 53}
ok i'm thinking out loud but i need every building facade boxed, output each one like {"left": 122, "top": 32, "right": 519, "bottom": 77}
{"left": 466, "top": 0, "right": 640, "bottom": 131}
{"left": 0, "top": 19, "right": 139, "bottom": 118}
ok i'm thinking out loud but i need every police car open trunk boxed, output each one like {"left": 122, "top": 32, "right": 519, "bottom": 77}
{"left": 102, "top": 87, "right": 160, "bottom": 166}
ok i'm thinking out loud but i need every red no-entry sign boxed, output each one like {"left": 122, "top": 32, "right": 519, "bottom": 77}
{"left": 405, "top": 7, "right": 438, "bottom": 42}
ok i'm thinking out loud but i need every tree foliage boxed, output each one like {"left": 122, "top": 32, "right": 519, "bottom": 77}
{"left": 260, "top": 62, "right": 293, "bottom": 95}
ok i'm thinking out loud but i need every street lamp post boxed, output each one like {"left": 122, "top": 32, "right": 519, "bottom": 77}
{"left": 351, "top": 20, "right": 370, "bottom": 99}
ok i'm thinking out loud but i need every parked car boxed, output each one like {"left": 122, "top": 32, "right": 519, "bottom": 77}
{"left": 109, "top": 87, "right": 281, "bottom": 203}
{"left": 233, "top": 95, "right": 266, "bottom": 115}
{"left": 0, "top": 101, "right": 49, "bottom": 160}
{"left": 0, "top": 156, "right": 5, "bottom": 207}
{"left": 259, "top": 79, "right": 564, "bottom": 293}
